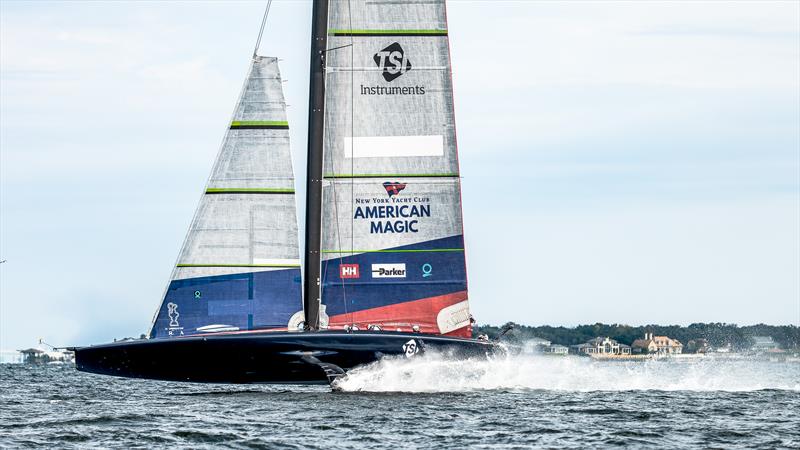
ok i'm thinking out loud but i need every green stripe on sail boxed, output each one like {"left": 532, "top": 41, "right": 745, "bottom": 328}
{"left": 321, "top": 249, "right": 464, "bottom": 254}
{"left": 177, "top": 264, "right": 300, "bottom": 268}
{"left": 328, "top": 29, "right": 447, "bottom": 36}
{"left": 230, "top": 120, "right": 289, "bottom": 127}
{"left": 205, "top": 188, "right": 294, "bottom": 194}
{"left": 324, "top": 173, "right": 459, "bottom": 179}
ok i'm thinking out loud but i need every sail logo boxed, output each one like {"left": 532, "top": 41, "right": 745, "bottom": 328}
{"left": 422, "top": 263, "right": 432, "bottom": 278}
{"left": 167, "top": 302, "right": 180, "bottom": 327}
{"left": 362, "top": 43, "right": 425, "bottom": 95}
{"left": 383, "top": 181, "right": 406, "bottom": 197}
{"left": 339, "top": 264, "right": 360, "bottom": 279}
{"left": 403, "top": 339, "right": 420, "bottom": 358}
{"left": 372, "top": 263, "right": 406, "bottom": 278}
{"left": 353, "top": 186, "right": 431, "bottom": 234}
{"left": 374, "top": 42, "right": 411, "bottom": 82}
{"left": 166, "top": 302, "right": 184, "bottom": 336}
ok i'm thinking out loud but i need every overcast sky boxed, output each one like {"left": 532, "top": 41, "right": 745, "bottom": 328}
{"left": 1, "top": 1, "right": 798, "bottom": 351}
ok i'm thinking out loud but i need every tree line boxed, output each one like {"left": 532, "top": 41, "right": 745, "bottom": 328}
{"left": 472, "top": 322, "right": 800, "bottom": 350}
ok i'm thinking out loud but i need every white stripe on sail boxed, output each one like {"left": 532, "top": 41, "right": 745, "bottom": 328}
{"left": 196, "top": 324, "right": 240, "bottom": 333}
{"left": 343, "top": 135, "right": 444, "bottom": 158}
{"left": 252, "top": 258, "right": 301, "bottom": 266}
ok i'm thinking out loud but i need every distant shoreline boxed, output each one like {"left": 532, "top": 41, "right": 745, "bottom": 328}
{"left": 473, "top": 322, "right": 799, "bottom": 353}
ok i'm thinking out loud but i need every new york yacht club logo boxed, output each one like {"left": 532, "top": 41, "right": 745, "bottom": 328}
{"left": 361, "top": 42, "right": 425, "bottom": 95}
{"left": 352, "top": 181, "right": 431, "bottom": 234}
{"left": 383, "top": 181, "right": 406, "bottom": 197}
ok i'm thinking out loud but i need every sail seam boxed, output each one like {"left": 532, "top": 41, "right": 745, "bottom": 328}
{"left": 176, "top": 264, "right": 300, "bottom": 268}
{"left": 324, "top": 173, "right": 459, "bottom": 178}
{"left": 230, "top": 120, "right": 289, "bottom": 129}
{"left": 205, "top": 188, "right": 295, "bottom": 194}
{"left": 328, "top": 29, "right": 447, "bottom": 36}
{"left": 321, "top": 249, "right": 464, "bottom": 253}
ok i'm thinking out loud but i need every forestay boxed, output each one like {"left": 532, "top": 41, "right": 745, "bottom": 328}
{"left": 149, "top": 56, "right": 303, "bottom": 338}
{"left": 320, "top": 0, "right": 471, "bottom": 337}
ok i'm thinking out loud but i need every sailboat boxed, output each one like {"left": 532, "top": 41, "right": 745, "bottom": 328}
{"left": 73, "top": 0, "right": 498, "bottom": 384}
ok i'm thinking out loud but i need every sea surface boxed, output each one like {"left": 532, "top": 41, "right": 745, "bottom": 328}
{"left": 1, "top": 354, "right": 798, "bottom": 449}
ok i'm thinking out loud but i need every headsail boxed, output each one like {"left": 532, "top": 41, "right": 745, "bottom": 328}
{"left": 149, "top": 56, "right": 302, "bottom": 338}
{"left": 319, "top": 0, "right": 471, "bottom": 337}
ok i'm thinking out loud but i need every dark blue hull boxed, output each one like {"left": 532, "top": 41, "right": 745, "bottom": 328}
{"left": 74, "top": 331, "right": 497, "bottom": 384}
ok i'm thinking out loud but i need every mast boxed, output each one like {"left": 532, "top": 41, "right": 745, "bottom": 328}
{"left": 303, "top": 0, "right": 329, "bottom": 331}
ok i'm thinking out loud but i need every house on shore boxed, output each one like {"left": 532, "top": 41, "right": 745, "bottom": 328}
{"left": 571, "top": 337, "right": 631, "bottom": 356}
{"left": 750, "top": 336, "right": 779, "bottom": 352}
{"left": 544, "top": 344, "right": 569, "bottom": 355}
{"left": 522, "top": 337, "right": 551, "bottom": 354}
{"left": 631, "top": 333, "right": 683, "bottom": 355}
{"left": 687, "top": 338, "right": 710, "bottom": 354}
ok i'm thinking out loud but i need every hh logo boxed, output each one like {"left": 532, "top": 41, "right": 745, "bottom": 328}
{"left": 383, "top": 181, "right": 406, "bottom": 197}
{"left": 339, "top": 264, "right": 360, "bottom": 279}
{"left": 374, "top": 42, "right": 411, "bottom": 82}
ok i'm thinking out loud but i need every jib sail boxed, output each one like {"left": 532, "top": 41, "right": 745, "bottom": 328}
{"left": 149, "top": 56, "right": 303, "bottom": 338}
{"left": 318, "top": 0, "right": 471, "bottom": 337}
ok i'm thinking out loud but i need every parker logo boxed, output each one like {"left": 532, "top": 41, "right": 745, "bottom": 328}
{"left": 339, "top": 264, "right": 360, "bottom": 279}
{"left": 374, "top": 42, "right": 411, "bottom": 82}
{"left": 372, "top": 263, "right": 406, "bottom": 278}
{"left": 383, "top": 181, "right": 406, "bottom": 197}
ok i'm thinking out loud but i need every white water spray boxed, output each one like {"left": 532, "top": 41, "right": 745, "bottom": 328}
{"left": 333, "top": 352, "right": 800, "bottom": 393}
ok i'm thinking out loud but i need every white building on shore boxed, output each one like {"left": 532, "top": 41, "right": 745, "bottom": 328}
{"left": 631, "top": 333, "right": 683, "bottom": 355}
{"left": 571, "top": 337, "right": 631, "bottom": 356}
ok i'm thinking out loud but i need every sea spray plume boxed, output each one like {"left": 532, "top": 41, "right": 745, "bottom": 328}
{"left": 332, "top": 352, "right": 800, "bottom": 393}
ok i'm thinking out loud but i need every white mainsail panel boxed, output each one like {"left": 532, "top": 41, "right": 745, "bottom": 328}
{"left": 319, "top": 0, "right": 471, "bottom": 337}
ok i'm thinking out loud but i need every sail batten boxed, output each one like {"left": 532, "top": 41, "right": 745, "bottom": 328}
{"left": 329, "top": 29, "right": 447, "bottom": 36}
{"left": 324, "top": 173, "right": 459, "bottom": 178}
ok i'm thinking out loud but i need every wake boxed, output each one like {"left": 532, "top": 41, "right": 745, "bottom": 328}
{"left": 333, "top": 352, "right": 800, "bottom": 393}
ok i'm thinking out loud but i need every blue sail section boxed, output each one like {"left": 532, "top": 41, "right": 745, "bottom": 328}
{"left": 150, "top": 268, "right": 302, "bottom": 338}
{"left": 321, "top": 235, "right": 467, "bottom": 317}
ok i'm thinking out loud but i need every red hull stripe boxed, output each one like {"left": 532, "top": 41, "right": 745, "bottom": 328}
{"left": 328, "top": 291, "right": 470, "bottom": 338}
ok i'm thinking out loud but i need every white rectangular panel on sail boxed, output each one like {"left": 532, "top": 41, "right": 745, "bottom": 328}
{"left": 252, "top": 258, "right": 301, "bottom": 266}
{"left": 343, "top": 135, "right": 444, "bottom": 158}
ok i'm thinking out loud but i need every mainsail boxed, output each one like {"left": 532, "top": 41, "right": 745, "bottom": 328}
{"left": 318, "top": 0, "right": 471, "bottom": 337}
{"left": 149, "top": 56, "right": 302, "bottom": 338}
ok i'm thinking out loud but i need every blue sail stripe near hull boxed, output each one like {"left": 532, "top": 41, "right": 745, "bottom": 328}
{"left": 152, "top": 236, "right": 466, "bottom": 338}
{"left": 150, "top": 268, "right": 302, "bottom": 339}
{"left": 321, "top": 235, "right": 467, "bottom": 317}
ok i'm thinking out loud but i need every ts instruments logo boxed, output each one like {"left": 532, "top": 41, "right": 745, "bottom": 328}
{"left": 403, "top": 339, "right": 421, "bottom": 358}
{"left": 339, "top": 264, "right": 360, "bottom": 279}
{"left": 374, "top": 42, "right": 412, "bottom": 82}
{"left": 383, "top": 181, "right": 407, "bottom": 197}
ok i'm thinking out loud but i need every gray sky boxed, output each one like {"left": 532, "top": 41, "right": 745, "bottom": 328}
{"left": 1, "top": 1, "right": 798, "bottom": 351}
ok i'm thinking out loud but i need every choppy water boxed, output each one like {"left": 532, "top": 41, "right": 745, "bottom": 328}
{"left": 1, "top": 355, "right": 798, "bottom": 448}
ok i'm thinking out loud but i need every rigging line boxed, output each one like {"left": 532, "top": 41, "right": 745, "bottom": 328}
{"left": 322, "top": 43, "right": 353, "bottom": 53}
{"left": 322, "top": 41, "right": 349, "bottom": 322}
{"left": 253, "top": 0, "right": 273, "bottom": 58}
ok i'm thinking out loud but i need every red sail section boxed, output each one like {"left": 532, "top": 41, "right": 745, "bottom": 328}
{"left": 327, "top": 291, "right": 471, "bottom": 338}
